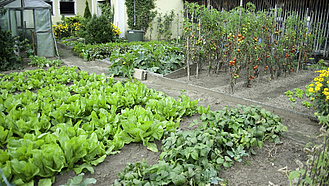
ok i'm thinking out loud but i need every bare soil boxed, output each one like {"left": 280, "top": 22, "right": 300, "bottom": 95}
{"left": 7, "top": 45, "right": 324, "bottom": 186}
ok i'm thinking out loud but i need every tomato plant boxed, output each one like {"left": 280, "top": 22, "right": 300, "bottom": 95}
{"left": 183, "top": 2, "right": 324, "bottom": 92}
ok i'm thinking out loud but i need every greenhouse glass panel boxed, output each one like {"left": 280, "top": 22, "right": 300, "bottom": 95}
{"left": 37, "top": 32, "right": 54, "bottom": 57}
{"left": 35, "top": 9, "right": 50, "bottom": 32}
{"left": 9, "top": 10, "right": 17, "bottom": 35}
{"left": 23, "top": 9, "right": 33, "bottom": 28}
{"left": 0, "top": 10, "right": 9, "bottom": 30}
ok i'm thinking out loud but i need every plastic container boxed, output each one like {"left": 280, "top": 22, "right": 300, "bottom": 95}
{"left": 127, "top": 30, "right": 144, "bottom": 42}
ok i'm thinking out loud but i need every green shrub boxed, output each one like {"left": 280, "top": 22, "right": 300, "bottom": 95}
{"left": 83, "top": 0, "right": 92, "bottom": 20}
{"left": 0, "top": 27, "right": 22, "bottom": 71}
{"left": 85, "top": 14, "right": 115, "bottom": 44}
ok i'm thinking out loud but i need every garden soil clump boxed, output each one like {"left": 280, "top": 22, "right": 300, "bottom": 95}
{"left": 22, "top": 46, "right": 323, "bottom": 186}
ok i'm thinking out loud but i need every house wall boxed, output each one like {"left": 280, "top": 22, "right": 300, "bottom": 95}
{"left": 50, "top": 0, "right": 91, "bottom": 24}
{"left": 49, "top": 0, "right": 185, "bottom": 41}
{"left": 148, "top": 0, "right": 184, "bottom": 41}
{"left": 121, "top": 0, "right": 184, "bottom": 40}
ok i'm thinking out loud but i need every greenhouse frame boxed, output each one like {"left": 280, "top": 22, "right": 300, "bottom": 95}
{"left": 0, "top": 0, "right": 55, "bottom": 57}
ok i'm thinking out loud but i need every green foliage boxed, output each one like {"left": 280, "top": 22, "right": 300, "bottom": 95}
{"left": 308, "top": 69, "right": 329, "bottom": 116}
{"left": 113, "top": 105, "right": 287, "bottom": 185}
{"left": 285, "top": 90, "right": 294, "bottom": 96}
{"left": 85, "top": 14, "right": 114, "bottom": 44}
{"left": 60, "top": 173, "right": 96, "bottom": 186}
{"left": 28, "top": 56, "right": 62, "bottom": 68}
{"left": 302, "top": 101, "right": 312, "bottom": 108}
{"left": 83, "top": 0, "right": 92, "bottom": 20}
{"left": 99, "top": 3, "right": 114, "bottom": 23}
{"left": 288, "top": 133, "right": 329, "bottom": 186}
{"left": 294, "top": 88, "right": 304, "bottom": 99}
{"left": 0, "top": 66, "right": 199, "bottom": 185}
{"left": 125, "top": 0, "right": 157, "bottom": 32}
{"left": 71, "top": 41, "right": 183, "bottom": 76}
{"left": 0, "top": 27, "right": 22, "bottom": 71}
{"left": 156, "top": 10, "right": 175, "bottom": 41}
{"left": 183, "top": 2, "right": 323, "bottom": 92}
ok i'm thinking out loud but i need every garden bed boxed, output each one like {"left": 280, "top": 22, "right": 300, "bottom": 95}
{"left": 171, "top": 66, "right": 319, "bottom": 116}
{"left": 52, "top": 63, "right": 323, "bottom": 186}
{"left": 1, "top": 48, "right": 324, "bottom": 186}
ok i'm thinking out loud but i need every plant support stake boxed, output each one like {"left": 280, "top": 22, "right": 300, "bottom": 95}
{"left": 134, "top": 0, "right": 136, "bottom": 27}
{"left": 177, "top": 13, "right": 179, "bottom": 44}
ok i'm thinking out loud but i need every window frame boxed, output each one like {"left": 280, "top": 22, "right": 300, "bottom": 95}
{"left": 59, "top": 0, "right": 76, "bottom": 16}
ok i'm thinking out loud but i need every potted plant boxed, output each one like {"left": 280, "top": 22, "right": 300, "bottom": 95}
{"left": 125, "top": 0, "right": 157, "bottom": 42}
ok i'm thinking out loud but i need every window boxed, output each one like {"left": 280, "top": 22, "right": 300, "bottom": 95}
{"left": 44, "top": 1, "right": 54, "bottom": 15}
{"left": 60, "top": 1, "right": 75, "bottom": 15}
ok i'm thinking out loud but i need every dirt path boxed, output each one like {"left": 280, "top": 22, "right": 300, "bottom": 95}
{"left": 58, "top": 44, "right": 109, "bottom": 75}
{"left": 53, "top": 46, "right": 323, "bottom": 186}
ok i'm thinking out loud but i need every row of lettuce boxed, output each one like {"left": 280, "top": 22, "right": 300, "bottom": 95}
{"left": 0, "top": 66, "right": 200, "bottom": 185}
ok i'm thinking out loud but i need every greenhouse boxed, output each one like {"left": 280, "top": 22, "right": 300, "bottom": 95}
{"left": 0, "top": 0, "right": 55, "bottom": 57}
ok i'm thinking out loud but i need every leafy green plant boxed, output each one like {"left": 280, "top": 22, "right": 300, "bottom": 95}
{"left": 302, "top": 101, "right": 312, "bottom": 108}
{"left": 294, "top": 88, "right": 304, "bottom": 99}
{"left": 60, "top": 173, "right": 96, "bottom": 186}
{"left": 105, "top": 41, "right": 184, "bottom": 77}
{"left": 0, "top": 67, "right": 200, "bottom": 185}
{"left": 113, "top": 105, "right": 287, "bottom": 185}
{"left": 28, "top": 56, "right": 62, "bottom": 68}
{"left": 285, "top": 90, "right": 294, "bottom": 96}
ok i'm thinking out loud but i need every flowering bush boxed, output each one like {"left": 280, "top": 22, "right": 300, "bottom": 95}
{"left": 308, "top": 68, "right": 329, "bottom": 115}
{"left": 111, "top": 23, "right": 121, "bottom": 36}
{"left": 52, "top": 23, "right": 70, "bottom": 39}
{"left": 53, "top": 22, "right": 83, "bottom": 39}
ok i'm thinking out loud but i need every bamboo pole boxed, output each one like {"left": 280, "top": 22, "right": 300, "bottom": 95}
{"left": 316, "top": 0, "right": 324, "bottom": 52}
{"left": 323, "top": 6, "right": 329, "bottom": 57}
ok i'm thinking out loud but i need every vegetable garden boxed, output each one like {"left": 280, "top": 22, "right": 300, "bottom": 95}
{"left": 0, "top": 58, "right": 291, "bottom": 185}
{"left": 183, "top": 2, "right": 325, "bottom": 92}
{"left": 1, "top": 1, "right": 329, "bottom": 186}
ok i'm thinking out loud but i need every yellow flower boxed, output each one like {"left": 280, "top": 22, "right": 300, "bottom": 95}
{"left": 315, "top": 86, "right": 320, "bottom": 92}
{"left": 311, "top": 98, "right": 314, "bottom": 101}
{"left": 309, "top": 87, "right": 314, "bottom": 92}
{"left": 310, "top": 83, "right": 314, "bottom": 87}
{"left": 314, "top": 77, "right": 319, "bottom": 81}
{"left": 123, "top": 62, "right": 126, "bottom": 65}
{"left": 319, "top": 78, "right": 324, "bottom": 82}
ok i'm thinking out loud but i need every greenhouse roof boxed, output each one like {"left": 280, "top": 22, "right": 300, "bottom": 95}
{"left": 0, "top": 0, "right": 15, "bottom": 7}
{"left": 4, "top": 0, "right": 50, "bottom": 8}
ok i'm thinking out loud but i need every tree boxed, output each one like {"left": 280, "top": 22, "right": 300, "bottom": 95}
{"left": 84, "top": 0, "right": 91, "bottom": 19}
